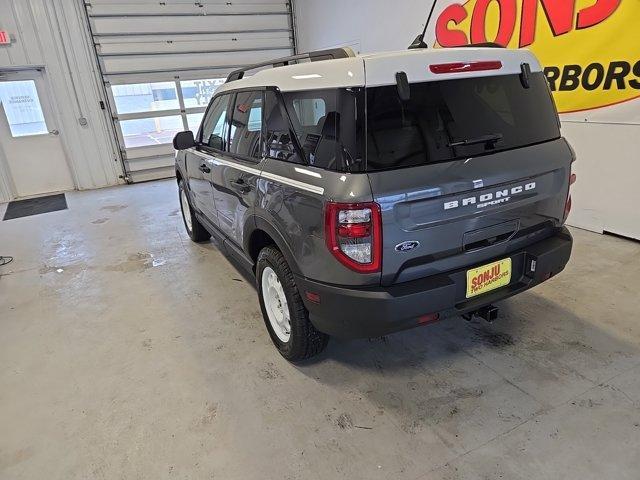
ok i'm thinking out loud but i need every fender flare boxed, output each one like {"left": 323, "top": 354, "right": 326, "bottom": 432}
{"left": 175, "top": 161, "right": 185, "bottom": 182}
{"left": 175, "top": 150, "right": 188, "bottom": 182}
{"left": 245, "top": 215, "right": 302, "bottom": 276}
{"left": 175, "top": 166, "right": 195, "bottom": 205}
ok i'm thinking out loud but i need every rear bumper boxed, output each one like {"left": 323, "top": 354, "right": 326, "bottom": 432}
{"left": 296, "top": 227, "right": 573, "bottom": 338}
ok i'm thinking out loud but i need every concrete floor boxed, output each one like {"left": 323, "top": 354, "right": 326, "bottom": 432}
{"left": 1, "top": 180, "right": 639, "bottom": 480}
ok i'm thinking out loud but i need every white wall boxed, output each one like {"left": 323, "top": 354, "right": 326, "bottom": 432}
{"left": 295, "top": 0, "right": 430, "bottom": 55}
{"left": 0, "top": 0, "right": 123, "bottom": 202}
{"left": 294, "top": 0, "right": 640, "bottom": 240}
{"left": 562, "top": 122, "right": 639, "bottom": 239}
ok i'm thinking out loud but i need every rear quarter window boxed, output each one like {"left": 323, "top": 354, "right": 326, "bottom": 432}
{"left": 281, "top": 88, "right": 364, "bottom": 172}
{"left": 228, "top": 91, "right": 263, "bottom": 160}
{"left": 292, "top": 98, "right": 326, "bottom": 126}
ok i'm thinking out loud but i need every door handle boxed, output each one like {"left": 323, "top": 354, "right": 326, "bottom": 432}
{"left": 231, "top": 178, "right": 251, "bottom": 194}
{"left": 49, "top": 130, "right": 59, "bottom": 136}
{"left": 199, "top": 163, "right": 211, "bottom": 174}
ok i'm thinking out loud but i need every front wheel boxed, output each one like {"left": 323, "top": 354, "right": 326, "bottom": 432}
{"left": 256, "top": 246, "right": 329, "bottom": 361}
{"left": 178, "top": 179, "right": 210, "bottom": 243}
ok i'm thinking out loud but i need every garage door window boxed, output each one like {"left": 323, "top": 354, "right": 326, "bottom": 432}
{"left": 112, "top": 82, "right": 179, "bottom": 114}
{"left": 187, "top": 112, "right": 205, "bottom": 132}
{"left": 110, "top": 77, "right": 226, "bottom": 150}
{"left": 119, "top": 116, "right": 183, "bottom": 148}
{"left": 181, "top": 79, "right": 225, "bottom": 108}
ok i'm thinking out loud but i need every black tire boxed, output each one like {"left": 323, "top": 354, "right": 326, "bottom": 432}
{"left": 256, "top": 246, "right": 329, "bottom": 361}
{"left": 178, "top": 179, "right": 210, "bottom": 243}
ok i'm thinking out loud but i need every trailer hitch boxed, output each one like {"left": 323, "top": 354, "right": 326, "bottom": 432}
{"left": 463, "top": 305, "right": 499, "bottom": 323}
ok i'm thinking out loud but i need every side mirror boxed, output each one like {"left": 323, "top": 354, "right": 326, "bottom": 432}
{"left": 173, "top": 131, "right": 196, "bottom": 150}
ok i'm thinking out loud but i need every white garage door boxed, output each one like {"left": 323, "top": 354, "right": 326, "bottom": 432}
{"left": 84, "top": 0, "right": 295, "bottom": 182}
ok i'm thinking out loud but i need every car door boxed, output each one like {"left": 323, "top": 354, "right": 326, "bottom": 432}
{"left": 185, "top": 93, "right": 230, "bottom": 224}
{"left": 210, "top": 90, "right": 264, "bottom": 245}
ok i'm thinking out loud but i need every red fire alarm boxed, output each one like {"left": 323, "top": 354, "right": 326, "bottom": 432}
{"left": 0, "top": 31, "right": 11, "bottom": 45}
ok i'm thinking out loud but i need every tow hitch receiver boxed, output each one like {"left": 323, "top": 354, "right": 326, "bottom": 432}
{"left": 463, "top": 305, "right": 499, "bottom": 323}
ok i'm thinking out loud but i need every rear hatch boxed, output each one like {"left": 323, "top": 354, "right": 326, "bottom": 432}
{"left": 363, "top": 54, "right": 573, "bottom": 286}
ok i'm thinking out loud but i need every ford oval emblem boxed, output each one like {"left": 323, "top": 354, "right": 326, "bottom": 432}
{"left": 395, "top": 241, "right": 420, "bottom": 253}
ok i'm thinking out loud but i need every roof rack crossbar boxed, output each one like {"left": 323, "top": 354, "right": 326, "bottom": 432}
{"left": 225, "top": 47, "right": 355, "bottom": 83}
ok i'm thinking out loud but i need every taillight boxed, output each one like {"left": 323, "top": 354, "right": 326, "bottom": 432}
{"left": 429, "top": 61, "right": 502, "bottom": 74}
{"left": 325, "top": 202, "right": 382, "bottom": 273}
{"left": 564, "top": 162, "right": 578, "bottom": 220}
{"left": 564, "top": 194, "right": 573, "bottom": 219}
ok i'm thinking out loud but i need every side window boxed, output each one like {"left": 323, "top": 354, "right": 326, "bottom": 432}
{"left": 200, "top": 94, "right": 230, "bottom": 151}
{"left": 292, "top": 98, "right": 326, "bottom": 127}
{"left": 282, "top": 89, "right": 363, "bottom": 171}
{"left": 228, "top": 91, "right": 263, "bottom": 160}
{"left": 264, "top": 90, "right": 299, "bottom": 163}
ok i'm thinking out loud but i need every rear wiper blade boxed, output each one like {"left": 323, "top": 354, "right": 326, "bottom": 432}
{"left": 448, "top": 133, "right": 504, "bottom": 148}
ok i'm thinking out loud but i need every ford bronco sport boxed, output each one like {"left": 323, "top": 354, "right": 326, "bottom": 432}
{"left": 173, "top": 46, "right": 575, "bottom": 361}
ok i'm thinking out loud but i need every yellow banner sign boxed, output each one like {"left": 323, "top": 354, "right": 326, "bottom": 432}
{"left": 433, "top": 0, "right": 640, "bottom": 115}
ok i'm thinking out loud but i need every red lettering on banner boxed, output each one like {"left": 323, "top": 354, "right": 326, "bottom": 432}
{"left": 471, "top": 0, "right": 517, "bottom": 46}
{"left": 576, "top": 0, "right": 621, "bottom": 29}
{"left": 436, "top": 0, "right": 620, "bottom": 49}
{"left": 520, "top": 0, "right": 575, "bottom": 46}
{"left": 435, "top": 4, "right": 469, "bottom": 46}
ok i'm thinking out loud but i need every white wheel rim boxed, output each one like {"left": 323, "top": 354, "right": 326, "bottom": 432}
{"left": 180, "top": 188, "right": 193, "bottom": 232}
{"left": 261, "top": 266, "right": 291, "bottom": 342}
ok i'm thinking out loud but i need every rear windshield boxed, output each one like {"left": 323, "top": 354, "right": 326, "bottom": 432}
{"left": 365, "top": 72, "right": 560, "bottom": 171}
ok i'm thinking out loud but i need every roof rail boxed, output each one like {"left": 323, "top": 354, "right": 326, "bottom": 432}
{"left": 225, "top": 47, "right": 356, "bottom": 83}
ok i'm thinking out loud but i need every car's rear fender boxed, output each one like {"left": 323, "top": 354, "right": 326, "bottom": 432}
{"left": 253, "top": 159, "right": 379, "bottom": 287}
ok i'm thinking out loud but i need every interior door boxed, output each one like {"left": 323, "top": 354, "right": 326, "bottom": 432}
{"left": 0, "top": 69, "right": 74, "bottom": 198}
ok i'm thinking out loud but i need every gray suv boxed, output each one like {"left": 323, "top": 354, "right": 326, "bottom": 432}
{"left": 173, "top": 47, "right": 574, "bottom": 361}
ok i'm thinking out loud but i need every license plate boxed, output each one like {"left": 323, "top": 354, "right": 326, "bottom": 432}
{"left": 466, "top": 258, "right": 512, "bottom": 299}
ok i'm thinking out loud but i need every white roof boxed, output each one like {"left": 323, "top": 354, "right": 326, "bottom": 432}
{"left": 216, "top": 47, "right": 542, "bottom": 94}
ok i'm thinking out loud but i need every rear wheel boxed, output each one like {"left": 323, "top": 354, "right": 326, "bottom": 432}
{"left": 178, "top": 179, "right": 210, "bottom": 243}
{"left": 257, "top": 246, "right": 329, "bottom": 361}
